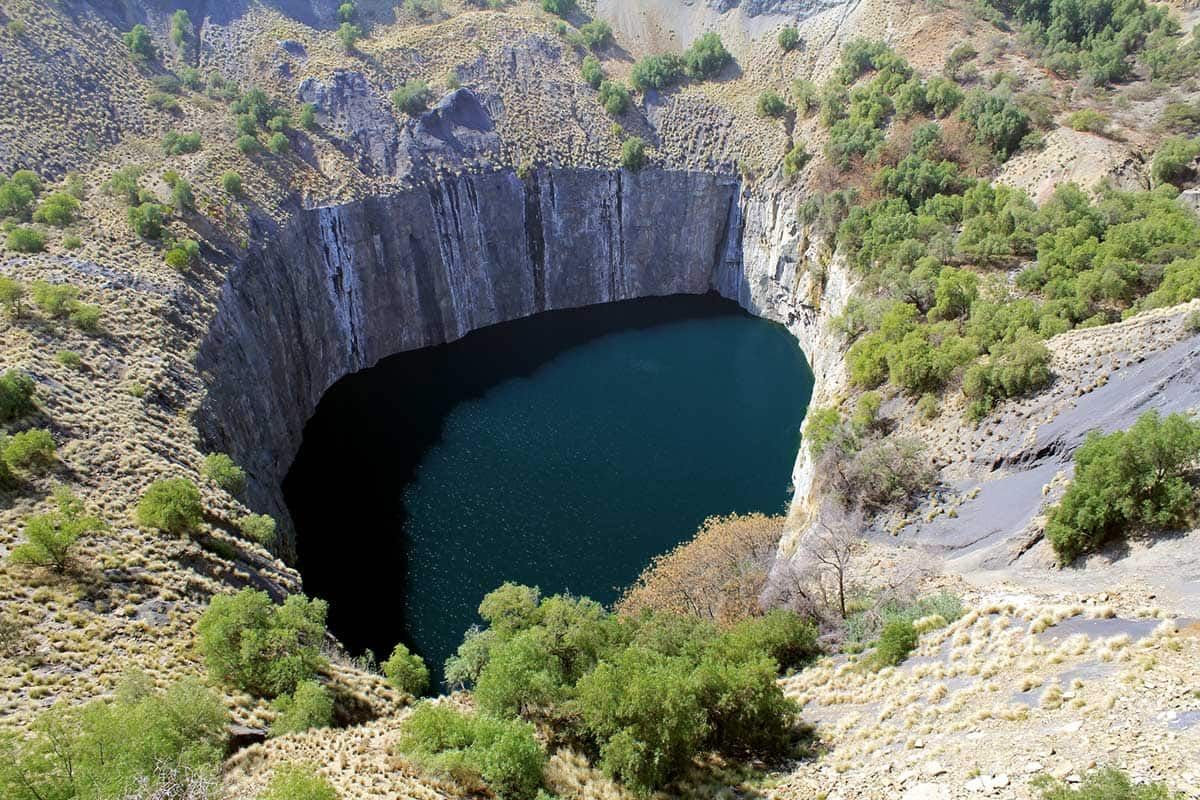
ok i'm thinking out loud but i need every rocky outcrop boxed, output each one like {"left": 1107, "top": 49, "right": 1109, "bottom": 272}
{"left": 197, "top": 168, "right": 853, "bottom": 552}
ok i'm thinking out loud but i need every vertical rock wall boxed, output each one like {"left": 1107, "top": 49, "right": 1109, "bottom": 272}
{"left": 196, "top": 167, "right": 850, "bottom": 553}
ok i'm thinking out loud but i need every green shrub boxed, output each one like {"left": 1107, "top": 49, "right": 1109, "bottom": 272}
{"left": 398, "top": 703, "right": 545, "bottom": 800}
{"left": 221, "top": 171, "right": 244, "bottom": 196}
{"left": 104, "top": 166, "right": 143, "bottom": 205}
{"left": 778, "top": 26, "right": 800, "bottom": 51}
{"left": 0, "top": 672, "right": 226, "bottom": 800}
{"left": 30, "top": 281, "right": 77, "bottom": 319}
{"left": 597, "top": 80, "right": 630, "bottom": 116}
{"left": 756, "top": 90, "right": 788, "bottom": 118}
{"left": 123, "top": 24, "right": 156, "bottom": 61}
{"left": 62, "top": 234, "right": 82, "bottom": 250}
{"left": 257, "top": 764, "right": 338, "bottom": 800}
{"left": 630, "top": 53, "right": 685, "bottom": 91}
{"left": 782, "top": 142, "right": 811, "bottom": 178}
{"left": 963, "top": 333, "right": 1052, "bottom": 419}
{"left": 127, "top": 202, "right": 167, "bottom": 239}
{"left": 0, "top": 370, "right": 35, "bottom": 422}
{"left": 8, "top": 488, "right": 104, "bottom": 573}
{"left": 55, "top": 350, "right": 82, "bottom": 369}
{"left": 3, "top": 428, "right": 55, "bottom": 471}
{"left": 383, "top": 642, "right": 430, "bottom": 695}
{"left": 149, "top": 91, "right": 181, "bottom": 113}
{"left": 5, "top": 226, "right": 44, "bottom": 253}
{"left": 541, "top": 0, "right": 574, "bottom": 15}
{"left": 238, "top": 513, "right": 277, "bottom": 546}
{"left": 165, "top": 238, "right": 201, "bottom": 270}
{"left": 136, "top": 477, "right": 203, "bottom": 534}
{"left": 197, "top": 588, "right": 328, "bottom": 697}
{"left": 867, "top": 619, "right": 918, "bottom": 669}
{"left": 710, "top": 609, "right": 820, "bottom": 673}
{"left": 170, "top": 178, "right": 195, "bottom": 212}
{"left": 170, "top": 10, "right": 192, "bottom": 46}
{"left": 683, "top": 32, "right": 731, "bottom": 79}
{"left": 1067, "top": 108, "right": 1109, "bottom": 134}
{"left": 1151, "top": 136, "right": 1200, "bottom": 186}
{"left": 916, "top": 392, "right": 940, "bottom": 420}
{"left": 620, "top": 137, "right": 646, "bottom": 171}
{"left": 1033, "top": 766, "right": 1184, "bottom": 800}
{"left": 272, "top": 680, "right": 334, "bottom": 735}
{"left": 1046, "top": 410, "right": 1200, "bottom": 563}
{"left": 69, "top": 303, "right": 101, "bottom": 333}
{"left": 299, "top": 103, "right": 318, "bottom": 130}
{"left": 162, "top": 130, "right": 202, "bottom": 155}
{"left": 337, "top": 21, "right": 361, "bottom": 51}
{"left": 32, "top": 192, "right": 79, "bottom": 226}
{"left": 581, "top": 55, "right": 603, "bottom": 88}
{"left": 393, "top": 80, "right": 433, "bottom": 115}
{"left": 237, "top": 135, "right": 263, "bottom": 155}
{"left": 0, "top": 177, "right": 36, "bottom": 219}
{"left": 202, "top": 452, "right": 246, "bottom": 494}
{"left": 803, "top": 406, "right": 843, "bottom": 458}
{"left": 267, "top": 132, "right": 290, "bottom": 154}
{"left": 0, "top": 277, "right": 24, "bottom": 317}
{"left": 959, "top": 89, "right": 1030, "bottom": 160}
{"left": 579, "top": 19, "right": 612, "bottom": 49}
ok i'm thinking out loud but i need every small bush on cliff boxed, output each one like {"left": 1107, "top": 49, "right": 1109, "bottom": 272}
{"left": 202, "top": 452, "right": 246, "bottom": 495}
{"left": 579, "top": 19, "right": 612, "bottom": 50}
{"left": 581, "top": 55, "right": 603, "bottom": 88}
{"left": 1033, "top": 766, "right": 1184, "bottom": 800}
{"left": 137, "top": 477, "right": 203, "bottom": 534}
{"left": 0, "top": 276, "right": 24, "bottom": 317}
{"left": 257, "top": 764, "right": 338, "bottom": 800}
{"left": 221, "top": 170, "right": 243, "bottom": 196}
{"left": 1045, "top": 410, "right": 1200, "bottom": 563}
{"left": 162, "top": 130, "right": 202, "bottom": 156}
{"left": 630, "top": 53, "right": 685, "bottom": 91}
{"left": 31, "top": 280, "right": 78, "bottom": 318}
{"left": 32, "top": 192, "right": 80, "bottom": 226}
{"left": 123, "top": 24, "right": 156, "bottom": 62}
{"left": 620, "top": 137, "right": 646, "bottom": 171}
{"left": 398, "top": 703, "right": 546, "bottom": 800}
{"left": 165, "top": 238, "right": 200, "bottom": 270}
{"left": 8, "top": 488, "right": 104, "bottom": 573}
{"left": 6, "top": 226, "right": 45, "bottom": 253}
{"left": 865, "top": 618, "right": 918, "bottom": 669}
{"left": 127, "top": 201, "right": 167, "bottom": 239}
{"left": 0, "top": 369, "right": 35, "bottom": 422}
{"left": 393, "top": 80, "right": 432, "bottom": 115}
{"left": 383, "top": 642, "right": 430, "bottom": 695}
{"left": 597, "top": 80, "right": 630, "bottom": 116}
{"left": 337, "top": 21, "right": 361, "bottom": 52}
{"left": 683, "top": 32, "right": 732, "bottom": 79}
{"left": 239, "top": 513, "right": 277, "bottom": 547}
{"left": 756, "top": 91, "right": 788, "bottom": 118}
{"left": 779, "top": 26, "right": 800, "bottom": 51}
{"left": 197, "top": 588, "right": 328, "bottom": 697}
{"left": 271, "top": 680, "right": 334, "bottom": 735}
{"left": 3, "top": 428, "right": 56, "bottom": 471}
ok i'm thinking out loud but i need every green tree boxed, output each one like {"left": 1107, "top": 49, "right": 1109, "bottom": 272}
{"left": 197, "top": 588, "right": 328, "bottom": 697}
{"left": 397, "top": 703, "right": 545, "bottom": 800}
{"left": 959, "top": 89, "right": 1030, "bottom": 160}
{"left": 258, "top": 764, "right": 338, "bottom": 800}
{"left": 164, "top": 238, "right": 200, "bottom": 270}
{"left": 267, "top": 132, "right": 290, "bottom": 154}
{"left": 123, "top": 24, "right": 156, "bottom": 61}
{"left": 32, "top": 192, "right": 80, "bottom": 226}
{"left": 170, "top": 178, "right": 195, "bottom": 212}
{"left": 383, "top": 642, "right": 430, "bottom": 695}
{"left": 393, "top": 80, "right": 432, "bottom": 115}
{"left": 127, "top": 202, "right": 167, "bottom": 239}
{"left": 202, "top": 452, "right": 245, "bottom": 494}
{"left": 239, "top": 513, "right": 277, "bottom": 546}
{"left": 630, "top": 53, "right": 685, "bottom": 91}
{"left": 163, "top": 131, "right": 202, "bottom": 155}
{"left": 0, "top": 369, "right": 35, "bottom": 422}
{"left": 136, "top": 477, "right": 203, "bottom": 534}
{"left": 581, "top": 55, "right": 603, "bottom": 88}
{"left": 0, "top": 175, "right": 36, "bottom": 218}
{"left": 222, "top": 170, "right": 243, "bottom": 195}
{"left": 5, "top": 226, "right": 44, "bottom": 253}
{"left": 867, "top": 619, "right": 918, "bottom": 669}
{"left": 541, "top": 0, "right": 574, "bottom": 16}
{"left": 338, "top": 2, "right": 356, "bottom": 22}
{"left": 337, "top": 21, "right": 361, "bottom": 52}
{"left": 1046, "top": 411, "right": 1200, "bottom": 562}
{"left": 778, "top": 26, "right": 800, "bottom": 51}
{"left": 8, "top": 487, "right": 104, "bottom": 573}
{"left": 597, "top": 80, "right": 630, "bottom": 116}
{"left": 783, "top": 142, "right": 811, "bottom": 178}
{"left": 1151, "top": 136, "right": 1200, "bottom": 186}
{"left": 579, "top": 19, "right": 612, "bottom": 50}
{"left": 756, "top": 90, "right": 788, "bottom": 118}
{"left": 170, "top": 9, "right": 192, "bottom": 47}
{"left": 683, "top": 32, "right": 731, "bottom": 79}
{"left": 0, "top": 276, "right": 26, "bottom": 317}
{"left": 271, "top": 680, "right": 334, "bottom": 735}
{"left": 299, "top": 103, "right": 318, "bottom": 130}
{"left": 3, "top": 428, "right": 55, "bottom": 471}
{"left": 620, "top": 137, "right": 646, "bottom": 171}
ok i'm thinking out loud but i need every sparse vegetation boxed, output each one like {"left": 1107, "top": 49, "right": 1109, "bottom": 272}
{"left": 257, "top": 764, "right": 339, "bottom": 800}
{"left": 239, "top": 513, "right": 277, "bottom": 546}
{"left": 393, "top": 80, "right": 433, "bottom": 115}
{"left": 597, "top": 80, "right": 630, "bottom": 116}
{"left": 272, "top": 680, "right": 334, "bottom": 735}
{"left": 8, "top": 488, "right": 103, "bottom": 573}
{"left": 123, "top": 24, "right": 156, "bottom": 62}
{"left": 756, "top": 91, "right": 788, "bottom": 118}
{"left": 779, "top": 26, "right": 800, "bottom": 52}
{"left": 620, "top": 137, "right": 646, "bottom": 171}
{"left": 0, "top": 369, "right": 35, "bottom": 422}
{"left": 383, "top": 642, "right": 430, "bottom": 695}
{"left": 5, "top": 226, "right": 44, "bottom": 253}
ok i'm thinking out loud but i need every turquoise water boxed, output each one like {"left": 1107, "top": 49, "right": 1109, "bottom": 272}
{"left": 285, "top": 294, "right": 812, "bottom": 687}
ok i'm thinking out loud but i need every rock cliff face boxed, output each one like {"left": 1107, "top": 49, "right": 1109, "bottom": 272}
{"left": 196, "top": 168, "right": 850, "bottom": 551}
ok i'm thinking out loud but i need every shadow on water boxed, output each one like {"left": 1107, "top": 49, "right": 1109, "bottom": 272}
{"left": 284, "top": 293, "right": 812, "bottom": 687}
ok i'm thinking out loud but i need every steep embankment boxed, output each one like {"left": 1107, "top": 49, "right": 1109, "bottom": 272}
{"left": 195, "top": 167, "right": 851, "bottom": 551}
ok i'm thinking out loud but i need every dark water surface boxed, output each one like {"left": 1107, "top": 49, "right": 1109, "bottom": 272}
{"left": 284, "top": 294, "right": 812, "bottom": 687}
